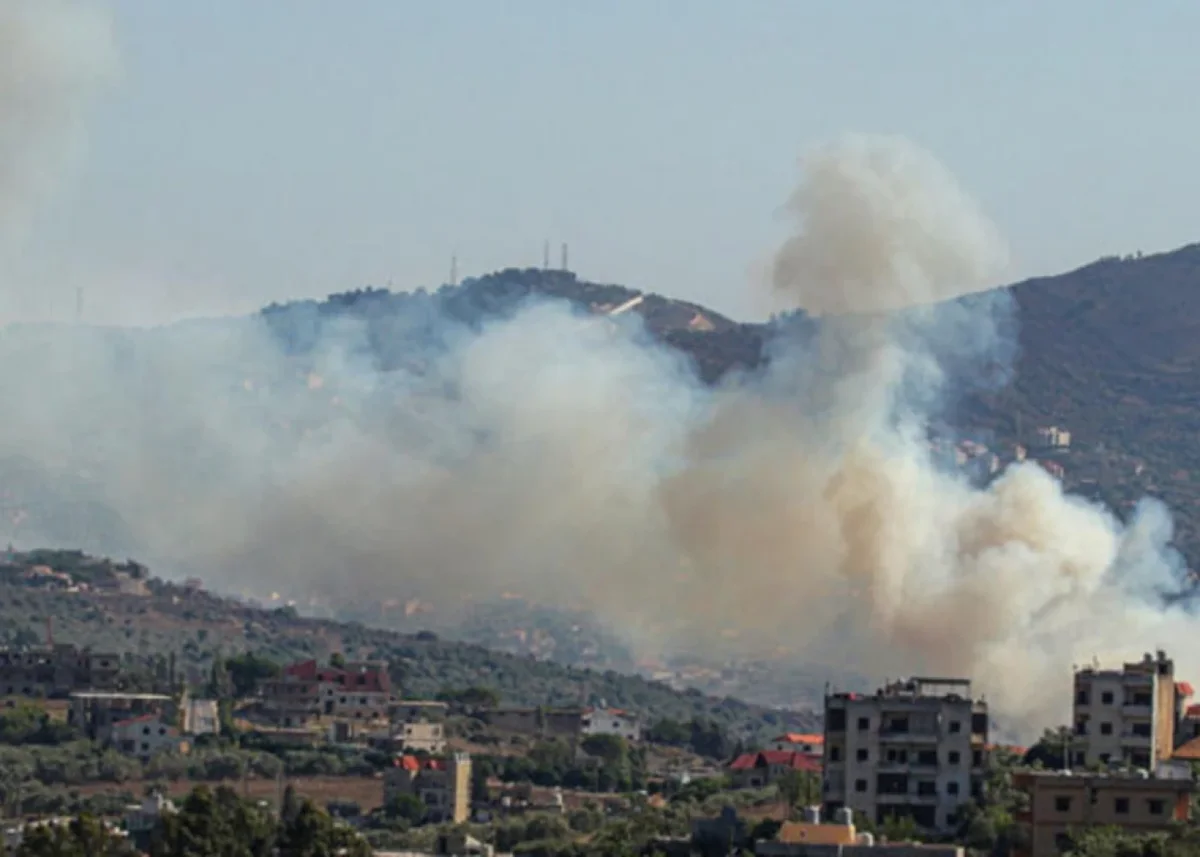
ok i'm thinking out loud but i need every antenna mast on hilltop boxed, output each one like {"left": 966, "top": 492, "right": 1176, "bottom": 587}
{"left": 561, "top": 242, "right": 569, "bottom": 272}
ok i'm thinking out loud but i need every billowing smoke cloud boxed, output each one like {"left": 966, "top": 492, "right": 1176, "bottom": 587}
{"left": 0, "top": 0, "right": 116, "bottom": 247}
{"left": 0, "top": 118, "right": 1191, "bottom": 735}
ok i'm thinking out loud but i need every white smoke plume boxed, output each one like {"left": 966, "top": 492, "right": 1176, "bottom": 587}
{"left": 0, "top": 0, "right": 116, "bottom": 248}
{"left": 0, "top": 116, "right": 1191, "bottom": 735}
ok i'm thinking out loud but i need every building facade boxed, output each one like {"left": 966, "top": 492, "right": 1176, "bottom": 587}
{"left": 1013, "top": 767, "right": 1194, "bottom": 857}
{"left": 0, "top": 645, "right": 119, "bottom": 697}
{"left": 108, "top": 714, "right": 184, "bottom": 760}
{"left": 260, "top": 659, "right": 393, "bottom": 727}
{"left": 823, "top": 678, "right": 988, "bottom": 833}
{"left": 384, "top": 753, "right": 472, "bottom": 824}
{"left": 1071, "top": 651, "right": 1177, "bottom": 769}
{"left": 771, "top": 733, "right": 825, "bottom": 757}
{"left": 69, "top": 691, "right": 174, "bottom": 742}
{"left": 581, "top": 707, "right": 641, "bottom": 742}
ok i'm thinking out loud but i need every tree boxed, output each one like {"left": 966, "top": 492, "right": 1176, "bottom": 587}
{"left": 329, "top": 653, "right": 346, "bottom": 669}
{"left": 776, "top": 769, "right": 819, "bottom": 808}
{"left": 15, "top": 815, "right": 136, "bottom": 856}
{"left": 150, "top": 785, "right": 276, "bottom": 857}
{"left": 645, "top": 718, "right": 689, "bottom": 746}
{"left": 277, "top": 798, "right": 371, "bottom": 857}
{"left": 223, "top": 653, "right": 281, "bottom": 700}
{"left": 580, "top": 734, "right": 627, "bottom": 765}
{"left": 384, "top": 793, "right": 427, "bottom": 825}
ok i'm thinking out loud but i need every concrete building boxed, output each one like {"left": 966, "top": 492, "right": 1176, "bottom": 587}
{"left": 398, "top": 720, "right": 447, "bottom": 754}
{"left": 1071, "top": 651, "right": 1177, "bottom": 769}
{"left": 391, "top": 700, "right": 450, "bottom": 725}
{"left": 69, "top": 691, "right": 174, "bottom": 742}
{"left": 822, "top": 677, "right": 988, "bottom": 833}
{"left": 260, "top": 658, "right": 392, "bottom": 727}
{"left": 483, "top": 706, "right": 586, "bottom": 739}
{"left": 108, "top": 714, "right": 185, "bottom": 760}
{"left": 0, "top": 645, "right": 119, "bottom": 697}
{"left": 182, "top": 698, "right": 220, "bottom": 736}
{"left": 384, "top": 753, "right": 473, "bottom": 824}
{"left": 581, "top": 707, "right": 641, "bottom": 741}
{"left": 1013, "top": 766, "right": 1194, "bottom": 857}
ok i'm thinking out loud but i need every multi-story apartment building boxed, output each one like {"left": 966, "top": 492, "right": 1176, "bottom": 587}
{"left": 260, "top": 658, "right": 393, "bottom": 727}
{"left": 1071, "top": 651, "right": 1177, "bottom": 769}
{"left": 0, "top": 645, "right": 119, "bottom": 697}
{"left": 1013, "top": 766, "right": 1194, "bottom": 857}
{"left": 383, "top": 752, "right": 472, "bottom": 824}
{"left": 823, "top": 677, "right": 988, "bottom": 833}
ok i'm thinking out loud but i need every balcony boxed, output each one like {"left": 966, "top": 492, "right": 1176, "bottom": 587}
{"left": 878, "top": 730, "right": 940, "bottom": 744}
{"left": 1120, "top": 732, "right": 1152, "bottom": 747}
{"left": 1122, "top": 703, "right": 1153, "bottom": 718}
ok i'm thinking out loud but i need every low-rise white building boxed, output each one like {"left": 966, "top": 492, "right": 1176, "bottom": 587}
{"left": 109, "top": 714, "right": 184, "bottom": 760}
{"left": 581, "top": 707, "right": 641, "bottom": 742}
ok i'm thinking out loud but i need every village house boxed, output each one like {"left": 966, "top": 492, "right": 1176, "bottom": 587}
{"left": 1013, "top": 765, "right": 1194, "bottom": 857}
{"left": 729, "top": 750, "right": 822, "bottom": 790}
{"left": 259, "top": 658, "right": 392, "bottom": 727}
{"left": 108, "top": 713, "right": 185, "bottom": 760}
{"left": 0, "top": 644, "right": 119, "bottom": 697}
{"left": 384, "top": 753, "right": 473, "bottom": 824}
{"left": 391, "top": 699, "right": 450, "bottom": 725}
{"left": 397, "top": 720, "right": 447, "bottom": 754}
{"left": 69, "top": 690, "right": 174, "bottom": 742}
{"left": 581, "top": 706, "right": 641, "bottom": 741}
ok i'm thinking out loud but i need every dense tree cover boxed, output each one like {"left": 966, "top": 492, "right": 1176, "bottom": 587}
{"left": 0, "top": 703, "right": 79, "bottom": 745}
{"left": 13, "top": 814, "right": 136, "bottom": 857}
{"left": 219, "top": 652, "right": 281, "bottom": 699}
{"left": 474, "top": 737, "right": 645, "bottom": 793}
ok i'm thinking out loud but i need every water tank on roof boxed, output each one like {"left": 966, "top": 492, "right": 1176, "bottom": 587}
{"left": 834, "top": 807, "right": 854, "bottom": 826}
{"left": 857, "top": 833, "right": 875, "bottom": 846}
{"left": 803, "top": 806, "right": 821, "bottom": 824}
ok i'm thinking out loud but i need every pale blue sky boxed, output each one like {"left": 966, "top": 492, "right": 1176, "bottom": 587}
{"left": 15, "top": 1, "right": 1200, "bottom": 324}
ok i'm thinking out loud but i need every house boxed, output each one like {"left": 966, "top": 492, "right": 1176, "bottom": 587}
{"left": 69, "top": 691, "right": 174, "bottom": 742}
{"left": 1012, "top": 766, "right": 1194, "bottom": 857}
{"left": 0, "top": 644, "right": 119, "bottom": 697}
{"left": 125, "top": 792, "right": 174, "bottom": 851}
{"left": 1071, "top": 651, "right": 1177, "bottom": 769}
{"left": 384, "top": 753, "right": 472, "bottom": 824}
{"left": 756, "top": 806, "right": 965, "bottom": 857}
{"left": 729, "top": 750, "right": 822, "bottom": 789}
{"left": 398, "top": 720, "right": 447, "bottom": 754}
{"left": 260, "top": 658, "right": 393, "bottom": 727}
{"left": 822, "top": 677, "right": 988, "bottom": 833}
{"left": 581, "top": 707, "right": 641, "bottom": 741}
{"left": 391, "top": 700, "right": 450, "bottom": 725}
{"left": 771, "top": 733, "right": 825, "bottom": 757}
{"left": 182, "top": 698, "right": 220, "bottom": 736}
{"left": 109, "top": 714, "right": 185, "bottom": 760}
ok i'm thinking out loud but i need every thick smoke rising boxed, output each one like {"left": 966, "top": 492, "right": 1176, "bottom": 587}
{"left": 0, "top": 0, "right": 115, "bottom": 248}
{"left": 0, "top": 110, "right": 1192, "bottom": 732}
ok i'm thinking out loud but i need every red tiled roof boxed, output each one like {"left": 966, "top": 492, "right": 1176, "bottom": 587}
{"left": 729, "top": 751, "right": 822, "bottom": 773}
{"left": 1178, "top": 682, "right": 1195, "bottom": 699}
{"left": 112, "top": 714, "right": 160, "bottom": 726}
{"left": 394, "top": 755, "right": 445, "bottom": 771}
{"left": 773, "top": 733, "right": 824, "bottom": 746}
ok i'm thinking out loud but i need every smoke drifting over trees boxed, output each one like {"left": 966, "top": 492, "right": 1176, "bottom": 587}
{"left": 0, "top": 10, "right": 1193, "bottom": 737}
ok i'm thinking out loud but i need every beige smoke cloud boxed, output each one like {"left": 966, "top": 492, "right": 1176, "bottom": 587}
{"left": 0, "top": 42, "right": 1185, "bottom": 741}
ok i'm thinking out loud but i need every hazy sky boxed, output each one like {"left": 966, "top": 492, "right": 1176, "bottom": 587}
{"left": 9, "top": 0, "right": 1200, "bottom": 325}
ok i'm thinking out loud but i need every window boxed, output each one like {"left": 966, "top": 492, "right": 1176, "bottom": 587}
{"left": 1073, "top": 752, "right": 1086, "bottom": 767}
{"left": 1076, "top": 689, "right": 1090, "bottom": 705}
{"left": 854, "top": 779, "right": 867, "bottom": 793}
{"left": 857, "top": 717, "right": 870, "bottom": 731}
{"left": 948, "top": 720, "right": 961, "bottom": 734}
{"left": 947, "top": 781, "right": 960, "bottom": 796}
{"left": 1055, "top": 834, "right": 1072, "bottom": 852}
{"left": 972, "top": 750, "right": 984, "bottom": 767}
{"left": 1101, "top": 691, "right": 1114, "bottom": 705}
{"left": 857, "top": 748, "right": 869, "bottom": 762}
{"left": 1114, "top": 797, "right": 1129, "bottom": 814}
{"left": 1054, "top": 796, "right": 1072, "bottom": 813}
{"left": 1099, "top": 753, "right": 1111, "bottom": 764}
{"left": 1147, "top": 799, "right": 1165, "bottom": 816}
{"left": 948, "top": 751, "right": 961, "bottom": 765}
{"left": 1100, "top": 722, "right": 1113, "bottom": 735}
{"left": 142, "top": 727, "right": 150, "bottom": 736}
{"left": 830, "top": 746, "right": 842, "bottom": 762}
